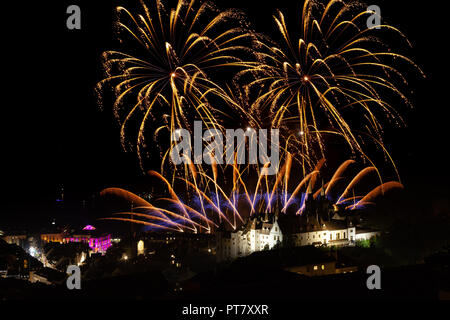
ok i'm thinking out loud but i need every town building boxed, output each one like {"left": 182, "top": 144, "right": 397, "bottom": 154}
{"left": 41, "top": 233, "right": 64, "bottom": 244}
{"left": 2, "top": 234, "right": 27, "bottom": 247}
{"left": 63, "top": 225, "right": 112, "bottom": 254}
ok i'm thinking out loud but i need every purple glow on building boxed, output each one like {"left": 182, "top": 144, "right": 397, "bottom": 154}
{"left": 64, "top": 234, "right": 111, "bottom": 254}
{"left": 83, "top": 225, "right": 96, "bottom": 231}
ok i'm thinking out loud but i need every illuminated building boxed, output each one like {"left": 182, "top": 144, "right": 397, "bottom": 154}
{"left": 41, "top": 233, "right": 64, "bottom": 244}
{"left": 216, "top": 187, "right": 380, "bottom": 261}
{"left": 63, "top": 225, "right": 112, "bottom": 254}
{"left": 137, "top": 240, "right": 145, "bottom": 255}
{"left": 287, "top": 185, "right": 380, "bottom": 246}
{"left": 216, "top": 212, "right": 283, "bottom": 261}
{"left": 2, "top": 234, "right": 27, "bottom": 247}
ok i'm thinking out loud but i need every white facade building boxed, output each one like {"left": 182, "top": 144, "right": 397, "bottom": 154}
{"left": 216, "top": 214, "right": 380, "bottom": 261}
{"left": 292, "top": 225, "right": 356, "bottom": 247}
{"left": 216, "top": 214, "right": 283, "bottom": 261}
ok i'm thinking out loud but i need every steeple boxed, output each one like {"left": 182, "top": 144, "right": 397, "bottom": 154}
{"left": 264, "top": 211, "right": 269, "bottom": 223}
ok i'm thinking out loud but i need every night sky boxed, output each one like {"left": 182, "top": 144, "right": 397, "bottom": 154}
{"left": 1, "top": 0, "right": 449, "bottom": 228}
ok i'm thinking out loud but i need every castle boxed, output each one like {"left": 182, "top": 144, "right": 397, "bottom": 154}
{"left": 216, "top": 185, "right": 379, "bottom": 261}
{"left": 216, "top": 212, "right": 284, "bottom": 262}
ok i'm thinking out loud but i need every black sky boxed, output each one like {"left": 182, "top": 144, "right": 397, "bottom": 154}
{"left": 1, "top": 0, "right": 449, "bottom": 227}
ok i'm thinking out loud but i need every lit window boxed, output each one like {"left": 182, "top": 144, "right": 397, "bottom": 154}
{"left": 313, "top": 265, "right": 318, "bottom": 270}
{"left": 321, "top": 265, "right": 325, "bottom": 270}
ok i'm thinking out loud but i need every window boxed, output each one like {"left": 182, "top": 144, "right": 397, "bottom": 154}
{"left": 275, "top": 227, "right": 278, "bottom": 232}
{"left": 344, "top": 232, "right": 346, "bottom": 238}
{"left": 337, "top": 233, "right": 340, "bottom": 240}
{"left": 313, "top": 265, "right": 318, "bottom": 270}
{"left": 321, "top": 265, "right": 325, "bottom": 270}
{"left": 330, "top": 234, "right": 332, "bottom": 240}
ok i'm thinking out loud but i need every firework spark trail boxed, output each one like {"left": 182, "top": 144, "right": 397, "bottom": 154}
{"left": 97, "top": 0, "right": 420, "bottom": 232}
{"left": 148, "top": 170, "right": 197, "bottom": 231}
{"left": 96, "top": 0, "right": 422, "bottom": 191}
{"left": 348, "top": 181, "right": 404, "bottom": 210}
{"left": 97, "top": 0, "right": 255, "bottom": 173}
{"left": 101, "top": 156, "right": 403, "bottom": 232}
{"left": 100, "top": 188, "right": 218, "bottom": 232}
{"left": 237, "top": 0, "right": 424, "bottom": 173}
{"left": 325, "top": 159, "right": 355, "bottom": 195}
{"left": 100, "top": 217, "right": 183, "bottom": 232}
{"left": 336, "top": 166, "right": 377, "bottom": 204}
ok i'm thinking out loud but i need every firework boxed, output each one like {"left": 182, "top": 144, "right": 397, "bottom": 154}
{"left": 100, "top": 155, "right": 403, "bottom": 233}
{"left": 96, "top": 0, "right": 254, "bottom": 171}
{"left": 238, "top": 0, "right": 424, "bottom": 172}
{"left": 96, "top": 0, "right": 420, "bottom": 233}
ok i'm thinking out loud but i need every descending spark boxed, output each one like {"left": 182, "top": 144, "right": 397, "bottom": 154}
{"left": 348, "top": 181, "right": 404, "bottom": 210}
{"left": 336, "top": 166, "right": 377, "bottom": 204}
{"left": 101, "top": 157, "right": 402, "bottom": 232}
{"left": 97, "top": 0, "right": 254, "bottom": 171}
{"left": 239, "top": 0, "right": 423, "bottom": 172}
{"left": 97, "top": 0, "right": 418, "bottom": 233}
